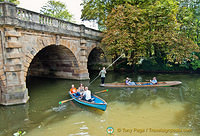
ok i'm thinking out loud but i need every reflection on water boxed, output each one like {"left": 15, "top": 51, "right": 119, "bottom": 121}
{"left": 1, "top": 72, "right": 200, "bottom": 136}
{"left": 24, "top": 98, "right": 194, "bottom": 136}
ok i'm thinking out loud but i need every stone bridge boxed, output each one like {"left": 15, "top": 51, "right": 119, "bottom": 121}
{"left": 0, "top": 2, "right": 105, "bottom": 105}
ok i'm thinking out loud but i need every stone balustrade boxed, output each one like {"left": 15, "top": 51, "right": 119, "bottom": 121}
{"left": 0, "top": 2, "right": 102, "bottom": 40}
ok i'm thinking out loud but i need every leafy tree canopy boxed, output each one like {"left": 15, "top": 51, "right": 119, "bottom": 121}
{"left": 40, "top": 0, "right": 72, "bottom": 22}
{"left": 81, "top": 0, "right": 200, "bottom": 67}
{"left": 81, "top": 0, "right": 173, "bottom": 29}
{"left": 177, "top": 0, "right": 200, "bottom": 45}
{"left": 102, "top": 2, "right": 199, "bottom": 65}
{"left": 81, "top": 0, "right": 134, "bottom": 29}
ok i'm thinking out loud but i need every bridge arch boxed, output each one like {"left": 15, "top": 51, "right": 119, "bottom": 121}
{"left": 25, "top": 44, "right": 80, "bottom": 80}
{"left": 87, "top": 46, "right": 107, "bottom": 71}
{"left": 0, "top": 2, "right": 102, "bottom": 105}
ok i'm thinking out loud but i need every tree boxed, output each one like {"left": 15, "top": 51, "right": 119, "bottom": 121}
{"left": 40, "top": 0, "right": 72, "bottom": 22}
{"left": 177, "top": 0, "right": 200, "bottom": 70}
{"left": 81, "top": 0, "right": 134, "bottom": 30}
{"left": 81, "top": 0, "right": 200, "bottom": 69}
{"left": 81, "top": 0, "right": 177, "bottom": 30}
{"left": 0, "top": 0, "right": 19, "bottom": 5}
{"left": 102, "top": 2, "right": 199, "bottom": 66}
{"left": 102, "top": 4, "right": 147, "bottom": 64}
{"left": 177, "top": 0, "right": 200, "bottom": 45}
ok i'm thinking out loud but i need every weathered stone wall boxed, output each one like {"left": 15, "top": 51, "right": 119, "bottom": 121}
{"left": 20, "top": 30, "right": 91, "bottom": 80}
{"left": 27, "top": 45, "right": 80, "bottom": 79}
{"left": 0, "top": 27, "right": 29, "bottom": 105}
{"left": 0, "top": 30, "right": 4, "bottom": 103}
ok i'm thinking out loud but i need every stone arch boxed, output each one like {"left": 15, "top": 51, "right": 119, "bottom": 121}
{"left": 87, "top": 45, "right": 107, "bottom": 70}
{"left": 25, "top": 44, "right": 80, "bottom": 80}
{"left": 86, "top": 44, "right": 105, "bottom": 59}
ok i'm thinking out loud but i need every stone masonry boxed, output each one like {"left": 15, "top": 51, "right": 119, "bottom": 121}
{"left": 0, "top": 2, "right": 103, "bottom": 105}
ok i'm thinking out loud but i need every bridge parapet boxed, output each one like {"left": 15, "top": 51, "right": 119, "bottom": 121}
{"left": 0, "top": 2, "right": 101, "bottom": 40}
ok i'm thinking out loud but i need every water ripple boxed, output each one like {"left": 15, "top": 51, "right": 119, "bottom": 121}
{"left": 52, "top": 104, "right": 66, "bottom": 112}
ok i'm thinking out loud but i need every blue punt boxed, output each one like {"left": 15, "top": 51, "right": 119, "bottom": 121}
{"left": 69, "top": 92, "right": 107, "bottom": 111}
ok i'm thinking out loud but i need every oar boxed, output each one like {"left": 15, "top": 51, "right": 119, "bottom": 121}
{"left": 94, "top": 89, "right": 108, "bottom": 94}
{"left": 59, "top": 89, "right": 108, "bottom": 104}
{"left": 59, "top": 98, "right": 74, "bottom": 104}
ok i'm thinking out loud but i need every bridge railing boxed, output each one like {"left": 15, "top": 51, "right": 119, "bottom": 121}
{"left": 0, "top": 2, "right": 102, "bottom": 40}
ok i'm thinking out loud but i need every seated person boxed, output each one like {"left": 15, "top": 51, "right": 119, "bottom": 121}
{"left": 125, "top": 77, "right": 137, "bottom": 85}
{"left": 79, "top": 84, "right": 85, "bottom": 92}
{"left": 125, "top": 77, "right": 129, "bottom": 85}
{"left": 150, "top": 77, "right": 157, "bottom": 85}
{"left": 75, "top": 88, "right": 81, "bottom": 97}
{"left": 70, "top": 84, "right": 77, "bottom": 95}
{"left": 82, "top": 87, "right": 92, "bottom": 102}
{"left": 142, "top": 77, "right": 158, "bottom": 85}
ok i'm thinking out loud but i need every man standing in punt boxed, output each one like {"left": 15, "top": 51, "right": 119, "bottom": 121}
{"left": 99, "top": 67, "right": 106, "bottom": 85}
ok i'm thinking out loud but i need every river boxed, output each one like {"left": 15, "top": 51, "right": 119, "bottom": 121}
{"left": 0, "top": 72, "right": 200, "bottom": 136}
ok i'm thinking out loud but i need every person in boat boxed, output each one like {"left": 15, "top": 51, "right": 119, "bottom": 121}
{"left": 79, "top": 83, "right": 85, "bottom": 92}
{"left": 77, "top": 83, "right": 84, "bottom": 97}
{"left": 150, "top": 77, "right": 157, "bottom": 85}
{"left": 99, "top": 67, "right": 106, "bottom": 85}
{"left": 82, "top": 86, "right": 92, "bottom": 102}
{"left": 75, "top": 88, "right": 81, "bottom": 97}
{"left": 125, "top": 77, "right": 129, "bottom": 85}
{"left": 70, "top": 84, "right": 81, "bottom": 97}
{"left": 125, "top": 77, "right": 137, "bottom": 85}
{"left": 142, "top": 77, "right": 158, "bottom": 85}
{"left": 70, "top": 84, "right": 77, "bottom": 95}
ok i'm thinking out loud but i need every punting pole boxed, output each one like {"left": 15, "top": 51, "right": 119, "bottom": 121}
{"left": 88, "top": 54, "right": 125, "bottom": 86}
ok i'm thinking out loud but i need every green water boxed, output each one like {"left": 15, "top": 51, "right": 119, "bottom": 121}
{"left": 1, "top": 72, "right": 200, "bottom": 136}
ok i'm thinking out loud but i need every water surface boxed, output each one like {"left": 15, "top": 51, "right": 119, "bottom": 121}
{"left": 1, "top": 72, "right": 200, "bottom": 136}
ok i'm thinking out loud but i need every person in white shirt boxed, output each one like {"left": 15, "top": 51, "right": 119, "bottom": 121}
{"left": 82, "top": 87, "right": 92, "bottom": 102}
{"left": 99, "top": 67, "right": 106, "bottom": 85}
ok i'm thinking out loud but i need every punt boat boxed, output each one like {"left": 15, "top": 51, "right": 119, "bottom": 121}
{"left": 100, "top": 81, "right": 182, "bottom": 88}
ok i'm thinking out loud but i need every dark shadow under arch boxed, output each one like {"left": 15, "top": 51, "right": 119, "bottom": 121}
{"left": 87, "top": 47, "right": 107, "bottom": 71}
{"left": 27, "top": 45, "right": 79, "bottom": 79}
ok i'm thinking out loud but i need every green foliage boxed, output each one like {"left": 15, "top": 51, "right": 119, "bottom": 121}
{"left": 40, "top": 0, "right": 72, "bottom": 21}
{"left": 137, "top": 58, "right": 190, "bottom": 72}
{"left": 81, "top": 0, "right": 178, "bottom": 29}
{"left": 190, "top": 60, "right": 200, "bottom": 70}
{"left": 102, "top": 4, "right": 147, "bottom": 63}
{"left": 102, "top": 1, "right": 199, "bottom": 67}
{"left": 82, "top": 0, "right": 200, "bottom": 71}
{"left": 177, "top": 0, "right": 200, "bottom": 45}
{"left": 0, "top": 0, "right": 20, "bottom": 4}
{"left": 177, "top": 0, "right": 200, "bottom": 70}
{"left": 81, "top": 0, "right": 134, "bottom": 30}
